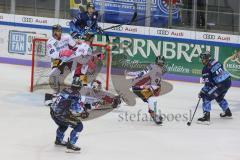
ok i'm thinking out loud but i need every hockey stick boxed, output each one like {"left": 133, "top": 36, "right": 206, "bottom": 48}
{"left": 79, "top": 3, "right": 138, "bottom": 43}
{"left": 187, "top": 98, "right": 201, "bottom": 126}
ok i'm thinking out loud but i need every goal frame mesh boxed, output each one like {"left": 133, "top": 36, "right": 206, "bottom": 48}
{"left": 30, "top": 38, "right": 111, "bottom": 92}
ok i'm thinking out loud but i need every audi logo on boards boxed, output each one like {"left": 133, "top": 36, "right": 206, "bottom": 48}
{"left": 157, "top": 30, "right": 169, "bottom": 35}
{"left": 22, "top": 17, "right": 33, "bottom": 23}
{"left": 112, "top": 26, "right": 123, "bottom": 31}
{"left": 203, "top": 34, "right": 215, "bottom": 40}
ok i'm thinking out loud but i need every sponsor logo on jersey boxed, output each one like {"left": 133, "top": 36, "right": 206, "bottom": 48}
{"left": 53, "top": 41, "right": 58, "bottom": 47}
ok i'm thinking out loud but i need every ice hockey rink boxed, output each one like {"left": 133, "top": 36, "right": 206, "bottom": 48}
{"left": 0, "top": 63, "right": 239, "bottom": 160}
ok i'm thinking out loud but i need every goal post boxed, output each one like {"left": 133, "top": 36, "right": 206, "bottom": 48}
{"left": 30, "top": 38, "right": 48, "bottom": 92}
{"left": 30, "top": 38, "right": 111, "bottom": 92}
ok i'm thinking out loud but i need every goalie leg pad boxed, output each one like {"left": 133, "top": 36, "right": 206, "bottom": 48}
{"left": 49, "top": 75, "right": 60, "bottom": 93}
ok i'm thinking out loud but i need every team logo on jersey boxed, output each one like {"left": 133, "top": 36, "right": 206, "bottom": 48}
{"left": 53, "top": 41, "right": 58, "bottom": 47}
{"left": 223, "top": 51, "right": 240, "bottom": 79}
{"left": 157, "top": 0, "right": 179, "bottom": 15}
{"left": 87, "top": 20, "right": 92, "bottom": 27}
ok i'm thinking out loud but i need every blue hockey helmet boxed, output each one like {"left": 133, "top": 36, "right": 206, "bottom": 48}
{"left": 87, "top": 2, "right": 95, "bottom": 9}
{"left": 200, "top": 51, "right": 211, "bottom": 60}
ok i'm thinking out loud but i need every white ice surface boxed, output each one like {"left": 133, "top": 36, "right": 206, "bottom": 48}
{"left": 0, "top": 63, "right": 240, "bottom": 160}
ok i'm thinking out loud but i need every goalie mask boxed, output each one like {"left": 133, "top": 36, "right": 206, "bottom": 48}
{"left": 155, "top": 56, "right": 165, "bottom": 66}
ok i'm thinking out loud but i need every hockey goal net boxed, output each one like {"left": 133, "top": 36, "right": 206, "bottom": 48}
{"left": 30, "top": 38, "right": 111, "bottom": 92}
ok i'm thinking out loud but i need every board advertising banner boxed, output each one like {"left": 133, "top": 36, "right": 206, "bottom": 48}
{"left": 96, "top": 34, "right": 240, "bottom": 82}
{"left": 93, "top": 0, "right": 181, "bottom": 26}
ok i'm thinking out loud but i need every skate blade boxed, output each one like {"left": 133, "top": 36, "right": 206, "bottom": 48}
{"left": 54, "top": 144, "right": 67, "bottom": 147}
{"left": 220, "top": 116, "right": 233, "bottom": 119}
{"left": 154, "top": 121, "right": 163, "bottom": 126}
{"left": 65, "top": 148, "right": 81, "bottom": 153}
{"left": 54, "top": 145, "right": 65, "bottom": 147}
{"left": 196, "top": 121, "right": 210, "bottom": 125}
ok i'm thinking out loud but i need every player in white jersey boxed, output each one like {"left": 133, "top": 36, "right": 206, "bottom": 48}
{"left": 46, "top": 24, "right": 77, "bottom": 93}
{"left": 127, "top": 56, "right": 167, "bottom": 125}
{"left": 73, "top": 40, "right": 104, "bottom": 86}
{"left": 80, "top": 80, "right": 121, "bottom": 110}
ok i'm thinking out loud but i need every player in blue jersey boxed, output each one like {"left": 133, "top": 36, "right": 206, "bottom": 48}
{"left": 50, "top": 77, "right": 89, "bottom": 152}
{"left": 198, "top": 51, "right": 232, "bottom": 124}
{"left": 69, "top": 2, "right": 103, "bottom": 43}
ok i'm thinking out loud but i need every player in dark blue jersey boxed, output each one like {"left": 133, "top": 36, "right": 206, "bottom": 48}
{"left": 50, "top": 77, "right": 88, "bottom": 152}
{"left": 198, "top": 51, "right": 232, "bottom": 124}
{"left": 69, "top": 2, "right": 102, "bottom": 42}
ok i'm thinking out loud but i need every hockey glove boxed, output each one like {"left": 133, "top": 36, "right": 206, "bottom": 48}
{"left": 97, "top": 53, "right": 104, "bottom": 60}
{"left": 71, "top": 31, "right": 78, "bottom": 39}
{"left": 198, "top": 90, "right": 206, "bottom": 98}
{"left": 97, "top": 27, "right": 104, "bottom": 34}
{"left": 59, "top": 49, "right": 74, "bottom": 58}
{"left": 79, "top": 110, "right": 89, "bottom": 119}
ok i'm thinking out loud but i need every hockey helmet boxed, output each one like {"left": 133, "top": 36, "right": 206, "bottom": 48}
{"left": 87, "top": 2, "right": 95, "bottom": 9}
{"left": 155, "top": 55, "right": 165, "bottom": 66}
{"left": 71, "top": 77, "right": 82, "bottom": 90}
{"left": 200, "top": 51, "right": 211, "bottom": 60}
{"left": 52, "top": 24, "right": 62, "bottom": 33}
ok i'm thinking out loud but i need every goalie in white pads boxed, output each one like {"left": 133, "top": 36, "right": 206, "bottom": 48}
{"left": 127, "top": 56, "right": 167, "bottom": 125}
{"left": 46, "top": 24, "right": 77, "bottom": 93}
